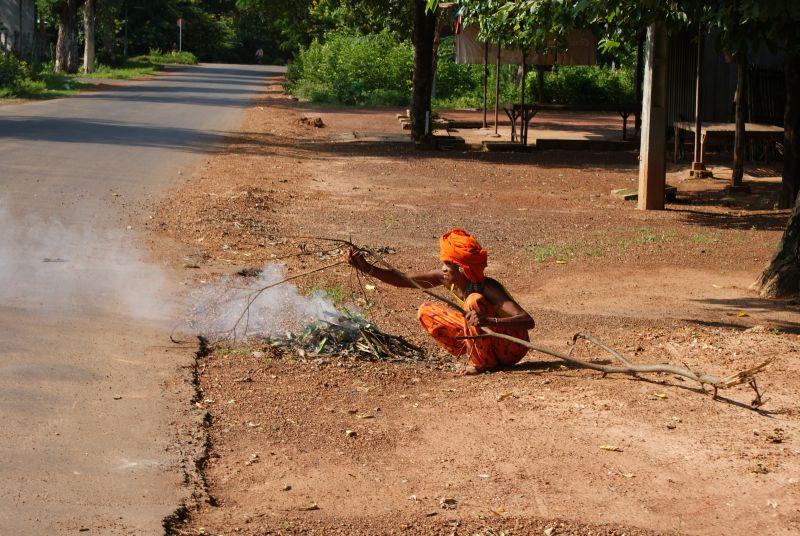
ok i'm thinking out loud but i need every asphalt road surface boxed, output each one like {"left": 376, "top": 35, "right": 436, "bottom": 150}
{"left": 0, "top": 63, "right": 281, "bottom": 534}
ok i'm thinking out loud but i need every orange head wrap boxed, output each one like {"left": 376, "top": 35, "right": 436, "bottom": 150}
{"left": 439, "top": 229, "right": 488, "bottom": 283}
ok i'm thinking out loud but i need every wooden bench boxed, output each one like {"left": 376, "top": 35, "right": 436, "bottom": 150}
{"left": 504, "top": 103, "right": 638, "bottom": 145}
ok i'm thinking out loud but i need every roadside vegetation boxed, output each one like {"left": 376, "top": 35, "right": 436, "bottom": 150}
{"left": 0, "top": 49, "right": 197, "bottom": 99}
{"left": 0, "top": 51, "right": 89, "bottom": 99}
{"left": 286, "top": 32, "right": 634, "bottom": 108}
{"left": 76, "top": 51, "right": 198, "bottom": 80}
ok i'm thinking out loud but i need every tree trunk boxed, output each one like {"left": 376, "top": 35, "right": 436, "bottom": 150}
{"left": 494, "top": 43, "right": 500, "bottom": 134}
{"left": 732, "top": 55, "right": 747, "bottom": 186}
{"left": 637, "top": 22, "right": 668, "bottom": 210}
{"left": 55, "top": 0, "right": 83, "bottom": 73}
{"left": 482, "top": 41, "right": 488, "bottom": 128}
{"left": 634, "top": 30, "right": 645, "bottom": 133}
{"left": 411, "top": 0, "right": 436, "bottom": 143}
{"left": 83, "top": 0, "right": 95, "bottom": 73}
{"left": 779, "top": 51, "right": 800, "bottom": 209}
{"left": 520, "top": 52, "right": 527, "bottom": 145}
{"left": 754, "top": 189, "right": 800, "bottom": 297}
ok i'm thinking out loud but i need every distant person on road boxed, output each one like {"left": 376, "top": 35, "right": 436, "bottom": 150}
{"left": 347, "top": 229, "right": 534, "bottom": 375}
{"left": 255, "top": 48, "right": 264, "bottom": 65}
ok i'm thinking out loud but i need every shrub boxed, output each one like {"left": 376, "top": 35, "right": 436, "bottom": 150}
{"left": 138, "top": 49, "right": 199, "bottom": 65}
{"left": 287, "top": 30, "right": 412, "bottom": 106}
{"left": 0, "top": 52, "right": 31, "bottom": 94}
{"left": 540, "top": 65, "right": 634, "bottom": 105}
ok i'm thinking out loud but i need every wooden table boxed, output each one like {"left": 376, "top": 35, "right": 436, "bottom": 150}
{"left": 673, "top": 121, "right": 783, "bottom": 164}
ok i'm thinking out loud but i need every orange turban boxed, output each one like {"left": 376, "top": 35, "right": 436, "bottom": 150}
{"left": 439, "top": 229, "right": 488, "bottom": 283}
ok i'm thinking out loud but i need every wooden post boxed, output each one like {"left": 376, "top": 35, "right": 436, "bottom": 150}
{"left": 482, "top": 41, "right": 488, "bottom": 128}
{"left": 690, "top": 25, "right": 712, "bottom": 177}
{"left": 730, "top": 56, "right": 751, "bottom": 193}
{"left": 494, "top": 43, "right": 500, "bottom": 135}
{"left": 638, "top": 22, "right": 668, "bottom": 211}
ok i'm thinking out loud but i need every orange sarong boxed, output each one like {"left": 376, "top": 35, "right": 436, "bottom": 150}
{"left": 417, "top": 293, "right": 529, "bottom": 371}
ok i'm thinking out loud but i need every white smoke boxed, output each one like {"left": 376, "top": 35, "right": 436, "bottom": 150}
{"left": 0, "top": 204, "right": 171, "bottom": 322}
{"left": 190, "top": 263, "right": 346, "bottom": 341}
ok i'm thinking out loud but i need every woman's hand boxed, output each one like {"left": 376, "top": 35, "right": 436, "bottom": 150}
{"left": 346, "top": 247, "right": 372, "bottom": 273}
{"left": 465, "top": 310, "right": 489, "bottom": 327}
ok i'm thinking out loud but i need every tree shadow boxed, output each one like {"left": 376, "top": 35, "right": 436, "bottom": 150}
{"left": 671, "top": 207, "right": 790, "bottom": 231}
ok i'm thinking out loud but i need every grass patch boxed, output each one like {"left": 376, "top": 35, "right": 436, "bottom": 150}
{"left": 1, "top": 72, "right": 90, "bottom": 100}
{"left": 690, "top": 232, "right": 721, "bottom": 245}
{"left": 526, "top": 243, "right": 576, "bottom": 264}
{"left": 80, "top": 60, "right": 162, "bottom": 80}
{"left": 75, "top": 51, "right": 197, "bottom": 80}
{"left": 306, "top": 283, "right": 345, "bottom": 303}
{"left": 634, "top": 227, "right": 674, "bottom": 245}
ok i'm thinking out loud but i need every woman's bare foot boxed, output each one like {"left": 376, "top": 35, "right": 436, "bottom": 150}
{"left": 461, "top": 364, "right": 481, "bottom": 375}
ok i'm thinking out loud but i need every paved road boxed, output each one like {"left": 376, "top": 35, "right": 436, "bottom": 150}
{"left": 0, "top": 63, "right": 282, "bottom": 534}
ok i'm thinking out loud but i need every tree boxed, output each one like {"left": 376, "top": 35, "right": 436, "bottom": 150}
{"left": 411, "top": 0, "right": 436, "bottom": 143}
{"left": 83, "top": 0, "right": 95, "bottom": 73}
{"left": 54, "top": 0, "right": 85, "bottom": 73}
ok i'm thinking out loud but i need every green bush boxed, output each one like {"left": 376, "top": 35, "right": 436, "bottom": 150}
{"left": 543, "top": 65, "right": 633, "bottom": 105}
{"left": 286, "top": 32, "right": 634, "bottom": 108}
{"left": 142, "top": 48, "right": 197, "bottom": 65}
{"left": 0, "top": 52, "right": 32, "bottom": 95}
{"left": 287, "top": 30, "right": 412, "bottom": 106}
{"left": 139, "top": 49, "right": 199, "bottom": 65}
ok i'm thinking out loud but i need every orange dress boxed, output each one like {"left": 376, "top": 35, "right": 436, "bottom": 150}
{"left": 417, "top": 290, "right": 529, "bottom": 371}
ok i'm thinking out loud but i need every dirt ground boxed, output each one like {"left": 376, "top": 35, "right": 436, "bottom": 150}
{"left": 150, "top": 78, "right": 800, "bottom": 535}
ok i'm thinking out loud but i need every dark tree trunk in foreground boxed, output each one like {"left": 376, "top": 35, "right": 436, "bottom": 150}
{"left": 55, "top": 0, "right": 83, "bottom": 73}
{"left": 411, "top": 0, "right": 436, "bottom": 143}
{"left": 732, "top": 56, "right": 747, "bottom": 187}
{"left": 779, "top": 51, "right": 800, "bottom": 209}
{"left": 754, "top": 190, "right": 800, "bottom": 297}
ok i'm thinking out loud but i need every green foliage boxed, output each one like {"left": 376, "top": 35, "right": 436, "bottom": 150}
{"left": 139, "top": 49, "right": 199, "bottom": 65}
{"left": 543, "top": 65, "right": 634, "bottom": 104}
{"left": 286, "top": 31, "right": 412, "bottom": 106}
{"left": 0, "top": 52, "right": 31, "bottom": 93}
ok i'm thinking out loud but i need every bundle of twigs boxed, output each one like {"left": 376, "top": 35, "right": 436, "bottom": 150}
{"left": 263, "top": 310, "right": 424, "bottom": 362}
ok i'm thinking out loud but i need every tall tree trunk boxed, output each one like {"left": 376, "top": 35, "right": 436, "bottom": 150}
{"left": 482, "top": 41, "right": 488, "bottom": 128}
{"left": 55, "top": 0, "right": 83, "bottom": 73}
{"left": 634, "top": 30, "right": 645, "bottom": 133}
{"left": 732, "top": 55, "right": 747, "bottom": 187}
{"left": 83, "top": 0, "right": 95, "bottom": 73}
{"left": 520, "top": 52, "right": 527, "bottom": 145}
{"left": 779, "top": 51, "right": 800, "bottom": 209}
{"left": 494, "top": 43, "right": 500, "bottom": 134}
{"left": 637, "top": 22, "right": 668, "bottom": 210}
{"left": 411, "top": 0, "right": 436, "bottom": 143}
{"left": 754, "top": 189, "right": 800, "bottom": 297}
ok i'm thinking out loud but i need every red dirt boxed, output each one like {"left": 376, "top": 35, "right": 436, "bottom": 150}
{"left": 152, "top": 79, "right": 800, "bottom": 535}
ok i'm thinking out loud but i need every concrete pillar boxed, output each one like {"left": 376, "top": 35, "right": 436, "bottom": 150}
{"left": 637, "top": 22, "right": 668, "bottom": 211}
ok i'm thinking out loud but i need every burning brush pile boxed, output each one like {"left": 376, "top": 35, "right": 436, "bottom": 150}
{"left": 261, "top": 309, "right": 424, "bottom": 362}
{"left": 190, "top": 263, "right": 424, "bottom": 363}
